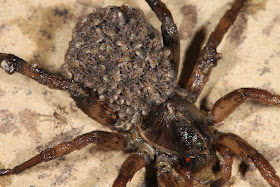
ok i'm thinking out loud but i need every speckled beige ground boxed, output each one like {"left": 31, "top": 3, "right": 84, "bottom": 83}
{"left": 0, "top": 0, "right": 279, "bottom": 186}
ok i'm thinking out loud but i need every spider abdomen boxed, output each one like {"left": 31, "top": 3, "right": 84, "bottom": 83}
{"left": 63, "top": 5, "right": 176, "bottom": 128}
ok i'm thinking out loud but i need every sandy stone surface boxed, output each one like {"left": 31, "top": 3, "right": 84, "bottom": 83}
{"left": 0, "top": 0, "right": 279, "bottom": 186}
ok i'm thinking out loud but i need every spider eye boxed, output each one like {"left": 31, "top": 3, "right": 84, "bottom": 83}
{"left": 195, "top": 141, "right": 204, "bottom": 149}
{"left": 187, "top": 134, "right": 192, "bottom": 140}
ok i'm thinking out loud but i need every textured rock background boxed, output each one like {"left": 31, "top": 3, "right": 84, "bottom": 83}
{"left": 0, "top": 0, "right": 279, "bottom": 186}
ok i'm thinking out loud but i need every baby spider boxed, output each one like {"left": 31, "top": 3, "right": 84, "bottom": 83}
{"left": 40, "top": 105, "right": 73, "bottom": 134}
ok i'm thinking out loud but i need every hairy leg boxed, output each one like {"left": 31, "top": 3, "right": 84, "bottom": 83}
{"left": 0, "top": 53, "right": 118, "bottom": 128}
{"left": 113, "top": 144, "right": 154, "bottom": 187}
{"left": 185, "top": 0, "right": 246, "bottom": 103}
{"left": 216, "top": 132, "right": 280, "bottom": 187}
{"left": 0, "top": 131, "right": 129, "bottom": 176}
{"left": 209, "top": 88, "right": 280, "bottom": 123}
{"left": 0, "top": 53, "right": 84, "bottom": 96}
{"left": 211, "top": 144, "right": 233, "bottom": 187}
{"left": 145, "top": 0, "right": 180, "bottom": 75}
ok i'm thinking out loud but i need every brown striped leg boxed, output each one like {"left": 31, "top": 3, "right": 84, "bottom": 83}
{"left": 145, "top": 0, "right": 180, "bottom": 75}
{"left": 173, "top": 160, "right": 193, "bottom": 187}
{"left": 185, "top": 0, "right": 246, "bottom": 103}
{"left": 216, "top": 132, "right": 280, "bottom": 187}
{"left": 0, "top": 53, "right": 118, "bottom": 128}
{"left": 211, "top": 144, "right": 233, "bottom": 187}
{"left": 209, "top": 88, "right": 280, "bottom": 123}
{"left": 156, "top": 154, "right": 179, "bottom": 187}
{"left": 0, "top": 131, "right": 128, "bottom": 176}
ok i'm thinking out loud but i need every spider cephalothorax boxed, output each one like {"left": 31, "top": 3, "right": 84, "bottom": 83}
{"left": 0, "top": 0, "right": 280, "bottom": 186}
{"left": 139, "top": 95, "right": 214, "bottom": 158}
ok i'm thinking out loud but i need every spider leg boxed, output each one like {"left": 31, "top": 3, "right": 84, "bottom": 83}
{"left": 173, "top": 160, "right": 193, "bottom": 187}
{"left": 0, "top": 53, "right": 118, "bottom": 128}
{"left": 0, "top": 131, "right": 129, "bottom": 176}
{"left": 71, "top": 93, "right": 117, "bottom": 128}
{"left": 211, "top": 144, "right": 233, "bottom": 187}
{"left": 209, "top": 88, "right": 280, "bottom": 123}
{"left": 145, "top": 0, "right": 180, "bottom": 75}
{"left": 112, "top": 154, "right": 147, "bottom": 187}
{"left": 156, "top": 154, "right": 179, "bottom": 187}
{"left": 185, "top": 0, "right": 246, "bottom": 103}
{"left": 0, "top": 53, "right": 84, "bottom": 96}
{"left": 113, "top": 144, "right": 154, "bottom": 187}
{"left": 216, "top": 132, "right": 280, "bottom": 187}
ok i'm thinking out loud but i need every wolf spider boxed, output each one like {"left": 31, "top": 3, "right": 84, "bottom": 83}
{"left": 0, "top": 0, "right": 280, "bottom": 186}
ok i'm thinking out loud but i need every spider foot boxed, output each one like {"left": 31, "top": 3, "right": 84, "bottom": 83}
{"left": 199, "top": 46, "right": 223, "bottom": 75}
{"left": 0, "top": 53, "right": 11, "bottom": 73}
{"left": 0, "top": 53, "right": 26, "bottom": 74}
{"left": 0, "top": 53, "right": 16, "bottom": 74}
{"left": 0, "top": 169, "right": 13, "bottom": 176}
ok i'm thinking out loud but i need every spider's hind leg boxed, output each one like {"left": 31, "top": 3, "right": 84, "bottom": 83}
{"left": 145, "top": 0, "right": 180, "bottom": 75}
{"left": 184, "top": 0, "right": 247, "bottom": 103}
{"left": 0, "top": 131, "right": 130, "bottom": 176}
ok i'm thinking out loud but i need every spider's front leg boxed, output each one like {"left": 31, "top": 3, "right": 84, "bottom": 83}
{"left": 184, "top": 0, "right": 246, "bottom": 102}
{"left": 0, "top": 131, "right": 130, "bottom": 176}
{"left": 211, "top": 144, "right": 233, "bottom": 187}
{"left": 209, "top": 88, "right": 280, "bottom": 123}
{"left": 215, "top": 132, "right": 280, "bottom": 187}
{"left": 209, "top": 88, "right": 280, "bottom": 186}
{"left": 0, "top": 53, "right": 118, "bottom": 128}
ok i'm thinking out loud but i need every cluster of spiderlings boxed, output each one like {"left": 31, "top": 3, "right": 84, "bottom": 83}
{"left": 63, "top": 6, "right": 176, "bottom": 129}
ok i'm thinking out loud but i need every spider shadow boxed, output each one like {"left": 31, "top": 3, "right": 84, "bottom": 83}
{"left": 143, "top": 159, "right": 157, "bottom": 187}
{"left": 178, "top": 27, "right": 207, "bottom": 88}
